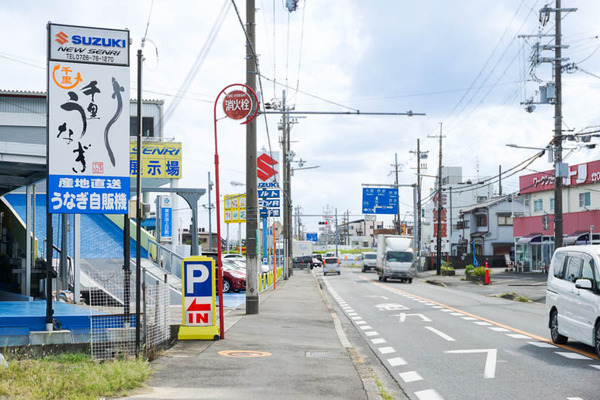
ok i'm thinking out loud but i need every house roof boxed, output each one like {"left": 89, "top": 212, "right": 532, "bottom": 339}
{"left": 459, "top": 195, "right": 511, "bottom": 215}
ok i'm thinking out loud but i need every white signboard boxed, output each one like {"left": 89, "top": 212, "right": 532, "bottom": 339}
{"left": 49, "top": 24, "right": 129, "bottom": 66}
{"left": 48, "top": 23, "right": 130, "bottom": 214}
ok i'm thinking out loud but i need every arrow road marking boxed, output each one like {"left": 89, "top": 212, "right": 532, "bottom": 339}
{"left": 425, "top": 326, "right": 455, "bottom": 342}
{"left": 364, "top": 295, "right": 389, "bottom": 300}
{"left": 394, "top": 313, "right": 432, "bottom": 323}
{"left": 446, "top": 349, "right": 498, "bottom": 379}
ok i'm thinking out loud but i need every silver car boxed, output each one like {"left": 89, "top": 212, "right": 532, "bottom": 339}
{"left": 323, "top": 257, "right": 341, "bottom": 275}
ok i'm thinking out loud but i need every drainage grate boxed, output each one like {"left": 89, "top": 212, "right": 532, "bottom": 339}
{"left": 305, "top": 351, "right": 348, "bottom": 359}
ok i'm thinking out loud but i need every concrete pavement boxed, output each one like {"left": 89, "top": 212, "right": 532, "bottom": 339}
{"left": 123, "top": 270, "right": 382, "bottom": 400}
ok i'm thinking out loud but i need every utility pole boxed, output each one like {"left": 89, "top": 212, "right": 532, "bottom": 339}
{"left": 429, "top": 124, "right": 444, "bottom": 276}
{"left": 391, "top": 153, "right": 402, "bottom": 234}
{"left": 207, "top": 172, "right": 212, "bottom": 251}
{"left": 410, "top": 139, "right": 427, "bottom": 272}
{"left": 553, "top": 0, "right": 564, "bottom": 249}
{"left": 281, "top": 90, "right": 293, "bottom": 278}
{"left": 245, "top": 0, "right": 259, "bottom": 314}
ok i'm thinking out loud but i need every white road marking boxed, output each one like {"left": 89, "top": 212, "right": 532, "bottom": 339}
{"left": 450, "top": 312, "right": 464, "bottom": 316}
{"left": 440, "top": 309, "right": 453, "bottom": 312}
{"left": 424, "top": 302, "right": 435, "bottom": 306}
{"left": 567, "top": 397, "right": 584, "bottom": 400}
{"left": 330, "top": 312, "right": 351, "bottom": 348}
{"left": 388, "top": 357, "right": 407, "bottom": 366}
{"left": 489, "top": 327, "right": 510, "bottom": 332}
{"left": 372, "top": 338, "right": 387, "bottom": 344}
{"left": 365, "top": 295, "right": 389, "bottom": 300}
{"left": 355, "top": 321, "right": 366, "bottom": 325}
{"left": 360, "top": 325, "right": 373, "bottom": 330}
{"left": 399, "top": 370, "right": 423, "bottom": 383}
{"left": 506, "top": 333, "right": 531, "bottom": 339}
{"left": 590, "top": 365, "right": 600, "bottom": 370}
{"left": 473, "top": 321, "right": 492, "bottom": 326}
{"left": 351, "top": 316, "right": 363, "bottom": 320}
{"left": 432, "top": 306, "right": 443, "bottom": 309}
{"left": 365, "top": 331, "right": 379, "bottom": 337}
{"left": 378, "top": 346, "right": 396, "bottom": 354}
{"left": 398, "top": 313, "right": 432, "bottom": 323}
{"left": 414, "top": 389, "right": 445, "bottom": 400}
{"left": 461, "top": 317, "right": 477, "bottom": 321}
{"left": 555, "top": 352, "right": 591, "bottom": 360}
{"left": 348, "top": 313, "right": 358, "bottom": 316}
{"left": 376, "top": 303, "right": 410, "bottom": 311}
{"left": 425, "top": 326, "right": 456, "bottom": 342}
{"left": 446, "top": 349, "right": 497, "bottom": 379}
{"left": 527, "top": 341, "right": 556, "bottom": 348}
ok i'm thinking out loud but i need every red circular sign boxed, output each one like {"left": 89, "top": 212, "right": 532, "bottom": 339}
{"left": 223, "top": 90, "right": 253, "bottom": 120}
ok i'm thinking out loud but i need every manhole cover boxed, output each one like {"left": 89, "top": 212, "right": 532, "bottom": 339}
{"left": 218, "top": 350, "right": 272, "bottom": 358}
{"left": 305, "top": 351, "right": 347, "bottom": 359}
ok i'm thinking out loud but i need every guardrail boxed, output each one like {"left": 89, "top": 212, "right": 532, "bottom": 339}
{"left": 259, "top": 266, "right": 283, "bottom": 292}
{"left": 147, "top": 238, "right": 185, "bottom": 278}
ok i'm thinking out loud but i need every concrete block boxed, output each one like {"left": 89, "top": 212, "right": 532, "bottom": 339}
{"left": 29, "top": 330, "right": 73, "bottom": 345}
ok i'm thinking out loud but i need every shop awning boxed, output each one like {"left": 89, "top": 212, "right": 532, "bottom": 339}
{"left": 517, "top": 234, "right": 541, "bottom": 245}
{"left": 564, "top": 231, "right": 588, "bottom": 246}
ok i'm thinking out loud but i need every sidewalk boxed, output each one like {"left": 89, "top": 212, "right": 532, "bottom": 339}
{"left": 123, "top": 271, "right": 375, "bottom": 400}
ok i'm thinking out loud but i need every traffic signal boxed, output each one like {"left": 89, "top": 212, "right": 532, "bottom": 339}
{"left": 318, "top": 221, "right": 328, "bottom": 225}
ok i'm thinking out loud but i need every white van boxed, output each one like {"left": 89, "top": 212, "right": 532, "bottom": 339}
{"left": 546, "top": 245, "right": 600, "bottom": 357}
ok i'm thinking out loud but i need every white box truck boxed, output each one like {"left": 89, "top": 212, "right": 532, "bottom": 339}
{"left": 293, "top": 240, "right": 313, "bottom": 257}
{"left": 376, "top": 235, "right": 414, "bottom": 283}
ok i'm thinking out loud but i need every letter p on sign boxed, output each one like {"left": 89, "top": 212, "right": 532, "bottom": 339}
{"left": 187, "top": 264, "right": 209, "bottom": 294}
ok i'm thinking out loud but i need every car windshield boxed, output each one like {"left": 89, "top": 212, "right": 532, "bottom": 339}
{"left": 365, "top": 254, "right": 376, "bottom": 259}
{"left": 386, "top": 251, "right": 413, "bottom": 262}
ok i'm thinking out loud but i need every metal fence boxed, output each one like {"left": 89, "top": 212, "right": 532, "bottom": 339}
{"left": 88, "top": 265, "right": 170, "bottom": 360}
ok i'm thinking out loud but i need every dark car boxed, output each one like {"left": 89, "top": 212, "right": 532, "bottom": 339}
{"left": 293, "top": 255, "right": 314, "bottom": 269}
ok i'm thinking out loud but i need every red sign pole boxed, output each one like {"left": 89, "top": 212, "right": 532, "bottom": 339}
{"left": 213, "top": 84, "right": 258, "bottom": 339}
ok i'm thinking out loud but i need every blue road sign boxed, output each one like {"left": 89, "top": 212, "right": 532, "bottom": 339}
{"left": 306, "top": 233, "right": 318, "bottom": 242}
{"left": 362, "top": 187, "right": 398, "bottom": 214}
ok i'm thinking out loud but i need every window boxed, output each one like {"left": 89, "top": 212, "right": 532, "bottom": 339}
{"left": 497, "top": 214, "right": 513, "bottom": 226}
{"left": 130, "top": 116, "right": 155, "bottom": 137}
{"left": 550, "top": 198, "right": 554, "bottom": 211}
{"left": 386, "top": 251, "right": 413, "bottom": 262}
{"left": 579, "top": 192, "right": 591, "bottom": 208}
{"left": 552, "top": 252, "right": 566, "bottom": 279}
{"left": 534, "top": 199, "right": 543, "bottom": 212}
{"left": 565, "top": 256, "right": 582, "bottom": 283}
{"left": 581, "top": 256, "right": 597, "bottom": 290}
{"left": 476, "top": 215, "right": 487, "bottom": 227}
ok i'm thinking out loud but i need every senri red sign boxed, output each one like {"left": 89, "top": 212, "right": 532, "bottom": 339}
{"left": 519, "top": 159, "right": 600, "bottom": 194}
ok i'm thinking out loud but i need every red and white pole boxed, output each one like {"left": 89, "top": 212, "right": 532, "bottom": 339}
{"left": 484, "top": 261, "right": 491, "bottom": 285}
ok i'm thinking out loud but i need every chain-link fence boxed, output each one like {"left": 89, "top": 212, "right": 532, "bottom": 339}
{"left": 87, "top": 265, "right": 170, "bottom": 360}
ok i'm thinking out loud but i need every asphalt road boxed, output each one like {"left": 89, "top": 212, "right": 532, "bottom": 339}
{"left": 318, "top": 266, "right": 600, "bottom": 400}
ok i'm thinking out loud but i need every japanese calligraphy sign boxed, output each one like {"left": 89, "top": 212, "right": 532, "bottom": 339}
{"left": 129, "top": 142, "right": 182, "bottom": 179}
{"left": 224, "top": 194, "right": 246, "bottom": 224}
{"left": 48, "top": 23, "right": 130, "bottom": 214}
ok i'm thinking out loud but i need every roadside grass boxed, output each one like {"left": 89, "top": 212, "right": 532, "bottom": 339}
{"left": 372, "top": 373, "right": 395, "bottom": 400}
{"left": 0, "top": 352, "right": 152, "bottom": 400}
{"left": 492, "top": 292, "right": 532, "bottom": 303}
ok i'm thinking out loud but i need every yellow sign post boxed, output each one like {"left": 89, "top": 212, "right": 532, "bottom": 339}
{"left": 178, "top": 256, "right": 220, "bottom": 340}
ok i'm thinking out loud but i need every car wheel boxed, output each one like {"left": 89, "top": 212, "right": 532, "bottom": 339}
{"left": 550, "top": 310, "right": 567, "bottom": 344}
{"left": 223, "top": 279, "right": 231, "bottom": 293}
{"left": 595, "top": 322, "right": 600, "bottom": 358}
{"left": 362, "top": 268, "right": 366, "bottom": 273}
{"left": 338, "top": 271, "right": 341, "bottom": 275}
{"left": 383, "top": 276, "right": 388, "bottom": 282}
{"left": 408, "top": 279, "right": 413, "bottom": 284}
{"left": 378, "top": 275, "right": 382, "bottom": 281}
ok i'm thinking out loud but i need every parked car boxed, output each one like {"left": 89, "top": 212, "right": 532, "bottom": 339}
{"left": 546, "top": 245, "right": 600, "bottom": 357}
{"left": 312, "top": 257, "right": 323, "bottom": 268}
{"left": 323, "top": 257, "right": 341, "bottom": 275}
{"left": 361, "top": 252, "right": 377, "bottom": 272}
{"left": 223, "top": 254, "right": 246, "bottom": 261}
{"left": 293, "top": 255, "right": 314, "bottom": 269}
{"left": 217, "top": 261, "right": 246, "bottom": 293}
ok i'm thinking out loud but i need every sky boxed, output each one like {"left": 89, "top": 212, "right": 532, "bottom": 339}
{"left": 2, "top": 0, "right": 600, "bottom": 238}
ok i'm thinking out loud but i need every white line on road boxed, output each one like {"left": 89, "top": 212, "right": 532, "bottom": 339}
{"left": 388, "top": 357, "right": 407, "bottom": 366}
{"left": 440, "top": 309, "right": 453, "bottom": 312}
{"left": 527, "top": 341, "right": 556, "bottom": 348}
{"left": 399, "top": 370, "right": 423, "bottom": 383}
{"left": 371, "top": 338, "right": 387, "bottom": 344}
{"left": 446, "top": 349, "right": 497, "bottom": 379}
{"left": 488, "top": 327, "right": 510, "bottom": 332}
{"left": 461, "top": 317, "right": 477, "bottom": 321}
{"left": 355, "top": 321, "right": 366, "bottom": 325}
{"left": 351, "top": 316, "right": 363, "bottom": 320}
{"left": 473, "top": 321, "right": 492, "bottom": 326}
{"left": 450, "top": 312, "right": 464, "bottom": 316}
{"left": 506, "top": 333, "right": 531, "bottom": 339}
{"left": 555, "top": 352, "right": 591, "bottom": 360}
{"left": 566, "top": 397, "right": 584, "bottom": 400}
{"left": 398, "top": 313, "right": 432, "bottom": 323}
{"left": 378, "top": 346, "right": 396, "bottom": 354}
{"left": 360, "top": 325, "right": 372, "bottom": 330}
{"left": 365, "top": 331, "right": 379, "bottom": 337}
{"left": 364, "top": 295, "right": 389, "bottom": 300}
{"left": 425, "top": 326, "right": 456, "bottom": 342}
{"left": 414, "top": 389, "right": 445, "bottom": 400}
{"left": 590, "top": 365, "right": 600, "bottom": 370}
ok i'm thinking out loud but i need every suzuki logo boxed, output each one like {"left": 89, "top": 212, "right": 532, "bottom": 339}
{"left": 55, "top": 31, "right": 69, "bottom": 45}
{"left": 257, "top": 153, "right": 278, "bottom": 181}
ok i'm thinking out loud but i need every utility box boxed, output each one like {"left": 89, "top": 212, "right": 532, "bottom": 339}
{"left": 540, "top": 82, "right": 556, "bottom": 104}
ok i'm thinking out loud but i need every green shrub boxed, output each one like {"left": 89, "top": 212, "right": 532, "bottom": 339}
{"left": 441, "top": 261, "right": 454, "bottom": 271}
{"left": 465, "top": 264, "right": 474, "bottom": 276}
{"left": 469, "top": 266, "right": 489, "bottom": 277}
